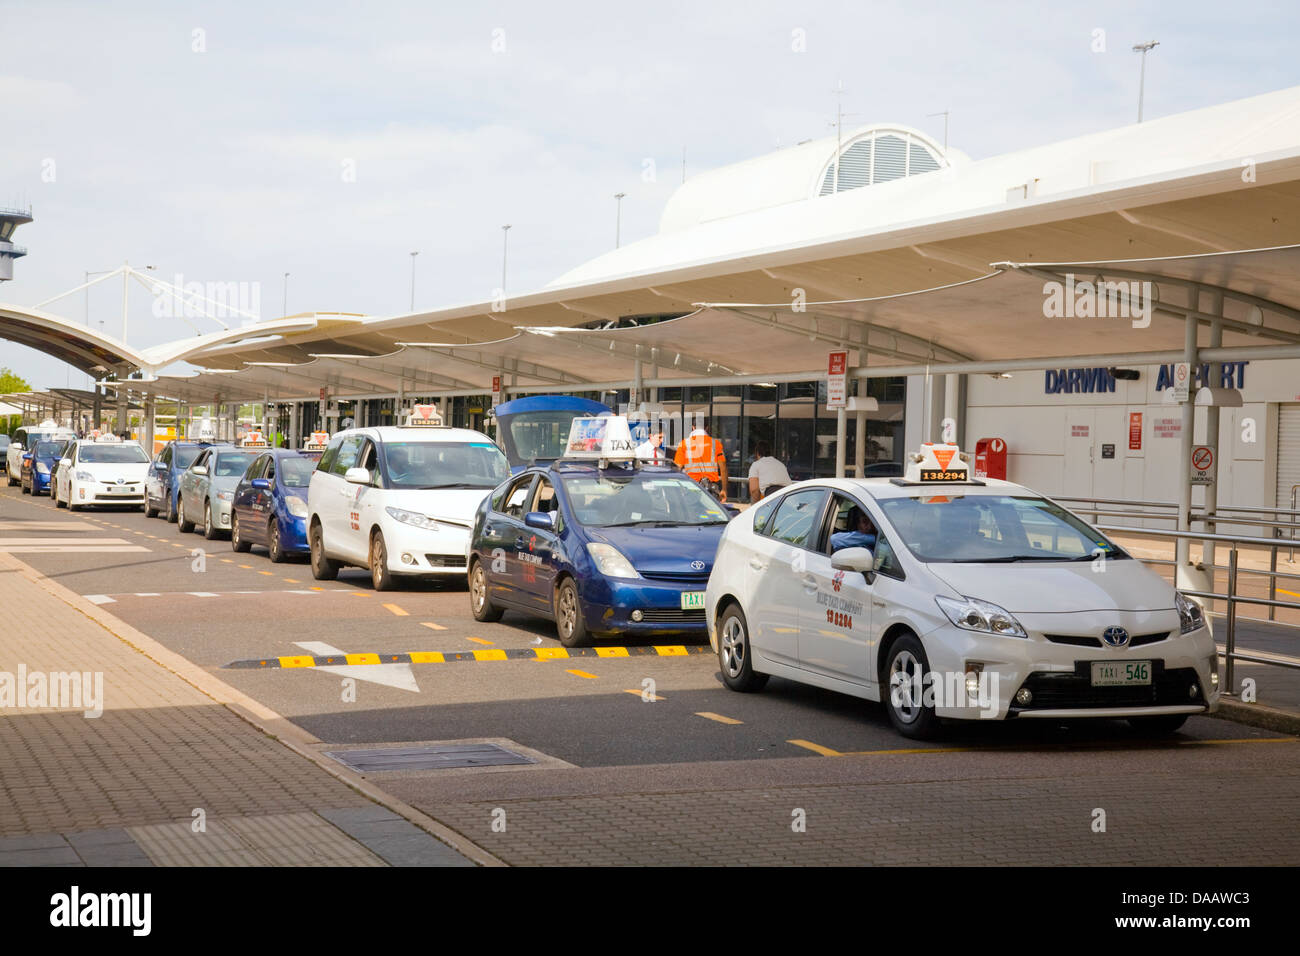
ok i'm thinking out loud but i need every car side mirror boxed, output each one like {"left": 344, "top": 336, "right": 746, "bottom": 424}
{"left": 153, "top": 461, "right": 166, "bottom": 472}
{"left": 524, "top": 511, "right": 554, "bottom": 531}
{"left": 59, "top": 458, "right": 71, "bottom": 467}
{"left": 831, "top": 547, "right": 876, "bottom": 578}
{"left": 344, "top": 466, "right": 371, "bottom": 485}
{"left": 251, "top": 478, "right": 271, "bottom": 490}
{"left": 11, "top": 442, "right": 21, "bottom": 451}
{"left": 193, "top": 465, "right": 208, "bottom": 476}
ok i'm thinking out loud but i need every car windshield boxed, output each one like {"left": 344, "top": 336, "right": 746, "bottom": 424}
{"left": 381, "top": 441, "right": 508, "bottom": 489}
{"left": 878, "top": 494, "right": 1127, "bottom": 563}
{"left": 508, "top": 411, "right": 582, "bottom": 462}
{"left": 36, "top": 441, "right": 67, "bottom": 457}
{"left": 212, "top": 452, "right": 258, "bottom": 478}
{"left": 562, "top": 474, "right": 729, "bottom": 527}
{"left": 279, "top": 458, "right": 315, "bottom": 487}
{"left": 78, "top": 444, "right": 150, "bottom": 464}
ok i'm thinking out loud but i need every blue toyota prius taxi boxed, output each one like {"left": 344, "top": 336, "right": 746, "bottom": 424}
{"left": 229, "top": 447, "right": 319, "bottom": 561}
{"left": 468, "top": 415, "right": 731, "bottom": 646}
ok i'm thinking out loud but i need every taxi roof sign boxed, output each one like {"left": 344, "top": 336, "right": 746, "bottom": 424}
{"left": 93, "top": 433, "right": 123, "bottom": 443}
{"left": 402, "top": 404, "right": 445, "bottom": 427}
{"left": 564, "top": 415, "right": 644, "bottom": 464}
{"left": 240, "top": 430, "right": 269, "bottom": 448}
{"left": 303, "top": 430, "right": 330, "bottom": 451}
{"left": 900, "top": 443, "right": 978, "bottom": 485}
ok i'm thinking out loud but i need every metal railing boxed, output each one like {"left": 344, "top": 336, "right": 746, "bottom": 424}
{"left": 1093, "top": 523, "right": 1300, "bottom": 695}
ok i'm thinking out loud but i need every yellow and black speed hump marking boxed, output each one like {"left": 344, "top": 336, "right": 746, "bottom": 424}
{"left": 224, "top": 644, "right": 710, "bottom": 669}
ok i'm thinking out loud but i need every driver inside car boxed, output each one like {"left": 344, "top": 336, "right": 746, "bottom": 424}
{"left": 831, "top": 505, "right": 878, "bottom": 552}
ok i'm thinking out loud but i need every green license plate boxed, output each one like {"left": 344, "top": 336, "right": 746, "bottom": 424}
{"left": 680, "top": 591, "right": 706, "bottom": 610}
{"left": 1090, "top": 660, "right": 1152, "bottom": 687}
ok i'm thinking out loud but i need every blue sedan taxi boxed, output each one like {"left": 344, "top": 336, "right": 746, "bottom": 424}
{"left": 230, "top": 448, "right": 317, "bottom": 561}
{"left": 467, "top": 416, "right": 731, "bottom": 646}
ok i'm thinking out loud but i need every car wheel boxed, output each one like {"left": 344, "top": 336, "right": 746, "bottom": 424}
{"left": 469, "top": 559, "right": 504, "bottom": 623}
{"left": 268, "top": 520, "right": 286, "bottom": 563}
{"left": 177, "top": 496, "right": 195, "bottom": 533}
{"left": 21, "top": 479, "right": 30, "bottom": 495}
{"left": 203, "top": 502, "right": 220, "bottom": 540}
{"left": 5, "top": 471, "right": 15, "bottom": 487}
{"left": 554, "top": 577, "right": 592, "bottom": 648}
{"left": 165, "top": 491, "right": 179, "bottom": 523}
{"left": 144, "top": 493, "right": 159, "bottom": 518}
{"left": 369, "top": 530, "right": 395, "bottom": 591}
{"left": 1127, "top": 714, "right": 1189, "bottom": 736}
{"left": 717, "top": 603, "right": 769, "bottom": 692}
{"left": 883, "top": 633, "right": 941, "bottom": 740}
{"left": 309, "top": 521, "right": 339, "bottom": 581}
{"left": 231, "top": 513, "right": 252, "bottom": 552}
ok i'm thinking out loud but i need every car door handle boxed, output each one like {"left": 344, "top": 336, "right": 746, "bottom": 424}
{"left": 872, "top": 600, "right": 886, "bottom": 608}
{"left": 748, "top": 557, "right": 766, "bottom": 571}
{"left": 802, "top": 574, "right": 817, "bottom": 592}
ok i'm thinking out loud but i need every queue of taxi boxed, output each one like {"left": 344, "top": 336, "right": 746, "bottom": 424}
{"left": 10, "top": 407, "right": 1219, "bottom": 742}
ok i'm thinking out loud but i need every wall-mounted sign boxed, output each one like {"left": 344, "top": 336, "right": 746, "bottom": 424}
{"left": 1044, "top": 368, "right": 1116, "bottom": 395}
{"left": 827, "top": 350, "right": 848, "bottom": 409}
{"left": 1101, "top": 443, "right": 1115, "bottom": 459}
{"left": 1129, "top": 412, "right": 1142, "bottom": 450}
{"left": 1155, "top": 361, "right": 1248, "bottom": 391}
{"left": 1153, "top": 416, "right": 1181, "bottom": 439}
{"left": 1191, "top": 445, "right": 1215, "bottom": 484}
{"left": 491, "top": 375, "right": 502, "bottom": 408}
{"left": 1070, "top": 424, "right": 1090, "bottom": 437}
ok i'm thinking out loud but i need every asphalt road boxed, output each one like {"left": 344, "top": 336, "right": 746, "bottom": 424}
{"left": 3, "top": 480, "right": 1298, "bottom": 865}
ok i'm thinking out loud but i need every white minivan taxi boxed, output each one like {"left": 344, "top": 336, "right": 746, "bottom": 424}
{"left": 307, "top": 405, "right": 510, "bottom": 589}
{"left": 705, "top": 443, "right": 1219, "bottom": 740}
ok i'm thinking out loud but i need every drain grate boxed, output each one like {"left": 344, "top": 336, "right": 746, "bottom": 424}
{"left": 325, "top": 743, "right": 534, "bottom": 773}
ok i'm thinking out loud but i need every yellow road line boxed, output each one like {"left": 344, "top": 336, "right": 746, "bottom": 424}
{"left": 695, "top": 712, "right": 743, "bottom": 725}
{"left": 472, "top": 649, "right": 508, "bottom": 662}
{"left": 624, "top": 688, "right": 666, "bottom": 701}
{"left": 238, "top": 564, "right": 252, "bottom": 569}
{"left": 787, "top": 739, "right": 843, "bottom": 756}
{"left": 535, "top": 647, "right": 569, "bottom": 660}
{"left": 1278, "top": 587, "right": 1300, "bottom": 599}
{"left": 258, "top": 570, "right": 273, "bottom": 576}
{"left": 383, "top": 603, "right": 408, "bottom": 616}
{"left": 309, "top": 586, "right": 323, "bottom": 591}
{"left": 421, "top": 622, "right": 447, "bottom": 631}
{"left": 566, "top": 669, "right": 599, "bottom": 679}
{"left": 409, "top": 651, "right": 445, "bottom": 663}
{"left": 596, "top": 647, "right": 629, "bottom": 657}
{"left": 284, "top": 578, "right": 300, "bottom": 583}
{"left": 467, "top": 636, "right": 494, "bottom": 646}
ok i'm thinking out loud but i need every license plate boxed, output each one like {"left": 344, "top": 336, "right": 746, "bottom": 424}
{"left": 1090, "top": 660, "right": 1152, "bottom": 687}
{"left": 680, "top": 591, "right": 706, "bottom": 610}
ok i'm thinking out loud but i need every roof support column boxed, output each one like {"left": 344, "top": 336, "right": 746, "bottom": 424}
{"left": 289, "top": 401, "right": 299, "bottom": 449}
{"left": 1202, "top": 297, "right": 1224, "bottom": 583}
{"left": 93, "top": 383, "right": 102, "bottom": 432}
{"left": 1175, "top": 312, "right": 1199, "bottom": 579}
{"left": 834, "top": 323, "right": 848, "bottom": 479}
{"left": 115, "top": 369, "right": 128, "bottom": 437}
{"left": 632, "top": 355, "right": 643, "bottom": 411}
{"left": 143, "top": 392, "right": 155, "bottom": 455}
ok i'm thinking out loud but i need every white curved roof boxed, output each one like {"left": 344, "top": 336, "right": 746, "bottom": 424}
{"left": 658, "top": 123, "right": 956, "bottom": 233}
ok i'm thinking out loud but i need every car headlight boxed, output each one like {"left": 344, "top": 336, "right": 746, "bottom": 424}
{"left": 75, "top": 470, "right": 94, "bottom": 481}
{"left": 586, "top": 543, "right": 639, "bottom": 579}
{"left": 217, "top": 491, "right": 233, "bottom": 502}
{"left": 35, "top": 462, "right": 49, "bottom": 474}
{"left": 1176, "top": 591, "right": 1206, "bottom": 634}
{"left": 286, "top": 496, "right": 308, "bottom": 518}
{"left": 385, "top": 506, "right": 439, "bottom": 530}
{"left": 935, "top": 594, "right": 1028, "bottom": 638}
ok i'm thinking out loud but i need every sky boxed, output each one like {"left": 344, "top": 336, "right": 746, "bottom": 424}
{"left": 3, "top": 0, "right": 1300, "bottom": 390}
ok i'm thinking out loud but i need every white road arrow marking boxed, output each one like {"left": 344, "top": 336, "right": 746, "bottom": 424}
{"left": 293, "top": 640, "right": 420, "bottom": 693}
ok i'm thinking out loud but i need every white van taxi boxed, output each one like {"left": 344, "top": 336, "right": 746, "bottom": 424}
{"left": 306, "top": 405, "right": 510, "bottom": 589}
{"left": 705, "top": 443, "right": 1218, "bottom": 740}
{"left": 54, "top": 434, "right": 152, "bottom": 511}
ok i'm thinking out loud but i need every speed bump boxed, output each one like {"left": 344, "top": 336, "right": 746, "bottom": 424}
{"left": 224, "top": 644, "right": 709, "bottom": 669}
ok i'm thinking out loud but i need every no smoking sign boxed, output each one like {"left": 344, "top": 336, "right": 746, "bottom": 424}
{"left": 1191, "top": 444, "right": 1215, "bottom": 484}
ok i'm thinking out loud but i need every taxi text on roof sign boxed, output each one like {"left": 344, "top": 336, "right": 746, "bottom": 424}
{"left": 93, "top": 433, "right": 123, "bottom": 443}
{"left": 904, "top": 442, "right": 972, "bottom": 483}
{"left": 565, "top": 415, "right": 642, "bottom": 461}
{"left": 403, "top": 404, "right": 445, "bottom": 427}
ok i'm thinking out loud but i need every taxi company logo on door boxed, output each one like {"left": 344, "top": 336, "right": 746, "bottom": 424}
{"left": 891, "top": 669, "right": 1000, "bottom": 718}
{"left": 1042, "top": 275, "right": 1153, "bottom": 329}
{"left": 0, "top": 665, "right": 103, "bottom": 718}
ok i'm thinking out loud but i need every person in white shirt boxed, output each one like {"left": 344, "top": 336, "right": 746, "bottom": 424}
{"left": 747, "top": 441, "right": 791, "bottom": 501}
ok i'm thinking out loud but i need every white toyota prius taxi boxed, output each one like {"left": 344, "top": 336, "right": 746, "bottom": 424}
{"left": 54, "top": 434, "right": 152, "bottom": 511}
{"left": 706, "top": 443, "right": 1219, "bottom": 740}
{"left": 307, "top": 405, "right": 510, "bottom": 589}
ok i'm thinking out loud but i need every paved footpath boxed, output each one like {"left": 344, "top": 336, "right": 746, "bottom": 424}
{"left": 0, "top": 551, "right": 489, "bottom": 866}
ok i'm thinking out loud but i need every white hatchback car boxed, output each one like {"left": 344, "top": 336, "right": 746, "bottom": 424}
{"left": 54, "top": 436, "right": 152, "bottom": 511}
{"left": 705, "top": 444, "right": 1219, "bottom": 740}
{"left": 307, "top": 407, "right": 510, "bottom": 589}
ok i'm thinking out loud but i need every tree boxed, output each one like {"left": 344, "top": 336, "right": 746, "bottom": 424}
{"left": 0, "top": 367, "right": 31, "bottom": 394}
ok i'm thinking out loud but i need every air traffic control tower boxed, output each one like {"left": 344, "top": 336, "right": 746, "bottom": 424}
{"left": 0, "top": 206, "right": 33, "bottom": 281}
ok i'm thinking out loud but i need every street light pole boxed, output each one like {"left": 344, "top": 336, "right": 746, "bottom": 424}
{"left": 614, "top": 193, "right": 626, "bottom": 248}
{"left": 501, "top": 225, "right": 511, "bottom": 294}
{"left": 409, "top": 251, "right": 419, "bottom": 312}
{"left": 1133, "top": 40, "right": 1159, "bottom": 123}
{"left": 283, "top": 272, "right": 289, "bottom": 316}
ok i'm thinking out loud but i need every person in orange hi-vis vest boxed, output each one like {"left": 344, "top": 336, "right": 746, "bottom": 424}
{"left": 674, "top": 426, "right": 728, "bottom": 501}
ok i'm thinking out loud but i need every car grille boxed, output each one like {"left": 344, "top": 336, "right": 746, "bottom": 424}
{"left": 637, "top": 608, "right": 706, "bottom": 623}
{"left": 1044, "top": 631, "right": 1169, "bottom": 648}
{"left": 425, "top": 553, "right": 467, "bottom": 568}
{"left": 1011, "top": 662, "right": 1202, "bottom": 712}
{"left": 637, "top": 570, "right": 710, "bottom": 585}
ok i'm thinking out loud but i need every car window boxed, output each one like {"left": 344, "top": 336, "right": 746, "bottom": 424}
{"left": 873, "top": 532, "right": 903, "bottom": 579}
{"left": 280, "top": 457, "right": 314, "bottom": 487}
{"left": 318, "top": 437, "right": 341, "bottom": 473}
{"left": 331, "top": 436, "right": 362, "bottom": 477}
{"left": 264, "top": 457, "right": 276, "bottom": 482}
{"left": 560, "top": 473, "right": 729, "bottom": 527}
{"left": 160, "top": 446, "right": 173, "bottom": 466}
{"left": 824, "top": 494, "right": 880, "bottom": 555}
{"left": 768, "top": 489, "right": 829, "bottom": 549}
{"left": 380, "top": 441, "right": 508, "bottom": 490}
{"left": 531, "top": 477, "right": 558, "bottom": 514}
{"left": 750, "top": 495, "right": 780, "bottom": 535}
{"left": 501, "top": 476, "right": 534, "bottom": 519}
